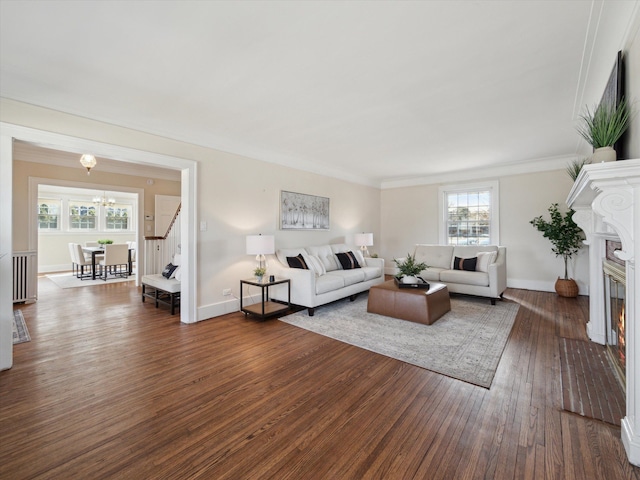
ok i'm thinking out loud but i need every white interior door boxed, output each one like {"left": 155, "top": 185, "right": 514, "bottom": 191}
{"left": 155, "top": 195, "right": 180, "bottom": 237}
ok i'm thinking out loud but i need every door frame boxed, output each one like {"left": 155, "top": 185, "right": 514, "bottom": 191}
{"left": 0, "top": 122, "right": 198, "bottom": 370}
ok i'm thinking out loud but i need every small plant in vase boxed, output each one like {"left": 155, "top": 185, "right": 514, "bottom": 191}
{"left": 97, "top": 239, "right": 113, "bottom": 245}
{"left": 530, "top": 203, "right": 584, "bottom": 297}
{"left": 394, "top": 253, "right": 428, "bottom": 284}
{"left": 575, "top": 97, "right": 632, "bottom": 162}
{"left": 566, "top": 158, "right": 590, "bottom": 182}
{"left": 254, "top": 267, "right": 267, "bottom": 281}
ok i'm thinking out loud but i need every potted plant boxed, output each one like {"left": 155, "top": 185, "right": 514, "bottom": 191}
{"left": 530, "top": 203, "right": 584, "bottom": 297}
{"left": 254, "top": 266, "right": 266, "bottom": 281}
{"left": 576, "top": 97, "right": 631, "bottom": 162}
{"left": 97, "top": 239, "right": 113, "bottom": 245}
{"left": 566, "top": 158, "right": 590, "bottom": 182}
{"left": 394, "top": 253, "right": 428, "bottom": 284}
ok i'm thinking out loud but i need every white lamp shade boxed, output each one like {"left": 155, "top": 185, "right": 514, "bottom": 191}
{"left": 246, "top": 235, "right": 275, "bottom": 255}
{"left": 354, "top": 233, "right": 374, "bottom": 247}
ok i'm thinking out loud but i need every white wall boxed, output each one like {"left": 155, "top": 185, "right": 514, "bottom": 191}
{"left": 2, "top": 99, "right": 380, "bottom": 320}
{"left": 380, "top": 169, "right": 589, "bottom": 294}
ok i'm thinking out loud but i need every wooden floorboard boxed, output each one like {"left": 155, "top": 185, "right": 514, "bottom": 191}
{"left": 1, "top": 277, "right": 639, "bottom": 479}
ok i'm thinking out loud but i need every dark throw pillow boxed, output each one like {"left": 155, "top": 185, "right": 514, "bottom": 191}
{"left": 453, "top": 256, "right": 477, "bottom": 271}
{"left": 287, "top": 254, "right": 309, "bottom": 269}
{"left": 336, "top": 251, "right": 361, "bottom": 270}
{"left": 162, "top": 263, "right": 178, "bottom": 278}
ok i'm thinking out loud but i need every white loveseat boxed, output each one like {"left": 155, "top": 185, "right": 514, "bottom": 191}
{"left": 269, "top": 243, "right": 385, "bottom": 316}
{"left": 404, "top": 244, "right": 507, "bottom": 304}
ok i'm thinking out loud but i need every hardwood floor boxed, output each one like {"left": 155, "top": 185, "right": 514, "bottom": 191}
{"left": 1, "top": 278, "right": 639, "bottom": 479}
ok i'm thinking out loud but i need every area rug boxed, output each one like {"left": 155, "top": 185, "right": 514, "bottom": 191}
{"left": 558, "top": 337, "right": 625, "bottom": 426}
{"left": 13, "top": 310, "right": 31, "bottom": 344}
{"left": 45, "top": 272, "right": 134, "bottom": 289}
{"left": 280, "top": 294, "right": 520, "bottom": 388}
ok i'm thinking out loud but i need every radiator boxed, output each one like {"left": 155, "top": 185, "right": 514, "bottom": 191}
{"left": 13, "top": 251, "right": 37, "bottom": 303}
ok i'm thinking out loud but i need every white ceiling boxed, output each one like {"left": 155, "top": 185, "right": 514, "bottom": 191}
{"left": 1, "top": 1, "right": 638, "bottom": 187}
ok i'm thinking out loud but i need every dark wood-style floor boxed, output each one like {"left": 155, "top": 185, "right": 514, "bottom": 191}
{"left": 1, "top": 277, "right": 639, "bottom": 479}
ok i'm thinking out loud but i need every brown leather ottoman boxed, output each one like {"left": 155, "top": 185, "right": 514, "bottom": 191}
{"left": 367, "top": 280, "right": 451, "bottom": 325}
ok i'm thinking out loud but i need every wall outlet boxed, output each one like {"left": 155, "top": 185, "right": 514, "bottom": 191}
{"left": 222, "top": 288, "right": 232, "bottom": 296}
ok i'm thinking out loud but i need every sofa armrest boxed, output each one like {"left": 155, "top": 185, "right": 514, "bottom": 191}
{"left": 364, "top": 256, "right": 384, "bottom": 270}
{"left": 269, "top": 262, "right": 317, "bottom": 306}
{"left": 487, "top": 247, "right": 507, "bottom": 297}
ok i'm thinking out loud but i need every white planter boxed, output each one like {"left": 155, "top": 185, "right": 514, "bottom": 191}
{"left": 402, "top": 275, "right": 418, "bottom": 284}
{"left": 591, "top": 146, "right": 616, "bottom": 163}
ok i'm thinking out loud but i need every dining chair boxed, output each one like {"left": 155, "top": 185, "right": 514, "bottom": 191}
{"left": 84, "top": 241, "right": 104, "bottom": 263}
{"left": 98, "top": 243, "right": 130, "bottom": 281}
{"left": 68, "top": 243, "right": 78, "bottom": 276}
{"left": 73, "top": 243, "right": 94, "bottom": 280}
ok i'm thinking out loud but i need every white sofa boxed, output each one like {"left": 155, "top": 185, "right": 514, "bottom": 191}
{"left": 269, "top": 243, "right": 385, "bottom": 316}
{"left": 404, "top": 244, "right": 507, "bottom": 304}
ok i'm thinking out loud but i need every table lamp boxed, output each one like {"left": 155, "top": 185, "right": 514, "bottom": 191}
{"left": 246, "top": 234, "right": 275, "bottom": 270}
{"left": 354, "top": 233, "right": 373, "bottom": 257}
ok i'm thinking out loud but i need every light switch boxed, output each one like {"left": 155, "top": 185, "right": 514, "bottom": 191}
{"left": 200, "top": 221, "right": 207, "bottom": 232}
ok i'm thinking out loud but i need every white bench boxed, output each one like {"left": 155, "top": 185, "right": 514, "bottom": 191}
{"left": 142, "top": 274, "right": 181, "bottom": 315}
{"left": 141, "top": 254, "right": 182, "bottom": 315}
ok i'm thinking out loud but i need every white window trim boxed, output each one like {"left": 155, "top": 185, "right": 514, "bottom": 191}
{"left": 438, "top": 180, "right": 500, "bottom": 246}
{"left": 38, "top": 194, "right": 136, "bottom": 234}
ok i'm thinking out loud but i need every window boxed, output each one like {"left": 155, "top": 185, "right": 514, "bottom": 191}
{"left": 438, "top": 181, "right": 499, "bottom": 245}
{"left": 69, "top": 202, "right": 97, "bottom": 230}
{"left": 38, "top": 200, "right": 60, "bottom": 230}
{"left": 106, "top": 204, "right": 131, "bottom": 230}
{"left": 38, "top": 189, "right": 136, "bottom": 234}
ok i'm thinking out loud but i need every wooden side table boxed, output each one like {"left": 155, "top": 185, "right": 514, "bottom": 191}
{"left": 240, "top": 277, "right": 290, "bottom": 319}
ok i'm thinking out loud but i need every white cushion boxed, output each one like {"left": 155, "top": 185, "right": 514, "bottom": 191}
{"left": 303, "top": 254, "right": 326, "bottom": 276}
{"left": 476, "top": 251, "right": 497, "bottom": 272}
{"left": 413, "top": 245, "right": 454, "bottom": 269}
{"left": 142, "top": 274, "right": 181, "bottom": 293}
{"left": 327, "top": 269, "right": 365, "bottom": 286}
{"left": 174, "top": 267, "right": 182, "bottom": 281}
{"left": 440, "top": 269, "right": 489, "bottom": 287}
{"left": 420, "top": 268, "right": 445, "bottom": 282}
{"left": 306, "top": 245, "right": 340, "bottom": 271}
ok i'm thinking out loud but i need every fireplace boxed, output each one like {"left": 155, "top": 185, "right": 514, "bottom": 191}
{"left": 603, "top": 258, "right": 626, "bottom": 387}
{"left": 567, "top": 158, "right": 640, "bottom": 466}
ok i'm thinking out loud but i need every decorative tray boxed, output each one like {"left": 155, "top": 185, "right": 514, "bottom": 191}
{"left": 394, "top": 277, "right": 430, "bottom": 290}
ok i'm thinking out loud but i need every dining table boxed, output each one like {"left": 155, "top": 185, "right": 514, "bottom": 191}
{"left": 82, "top": 246, "right": 134, "bottom": 280}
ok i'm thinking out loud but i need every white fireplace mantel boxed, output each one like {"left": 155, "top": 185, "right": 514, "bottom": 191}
{"left": 567, "top": 158, "right": 640, "bottom": 466}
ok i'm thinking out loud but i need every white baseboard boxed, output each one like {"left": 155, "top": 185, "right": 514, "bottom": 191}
{"left": 507, "top": 278, "right": 589, "bottom": 296}
{"left": 197, "top": 298, "right": 239, "bottom": 321}
{"left": 197, "top": 293, "right": 265, "bottom": 322}
{"left": 39, "top": 264, "right": 71, "bottom": 273}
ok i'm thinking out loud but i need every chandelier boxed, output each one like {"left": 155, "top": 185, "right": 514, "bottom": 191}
{"left": 93, "top": 191, "right": 115, "bottom": 207}
{"left": 79, "top": 154, "right": 96, "bottom": 175}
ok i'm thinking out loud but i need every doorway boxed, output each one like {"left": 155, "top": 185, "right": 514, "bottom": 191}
{"left": 1, "top": 122, "right": 198, "bottom": 371}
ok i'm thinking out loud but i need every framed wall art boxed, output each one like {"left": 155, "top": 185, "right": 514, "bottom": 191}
{"left": 280, "top": 191, "right": 330, "bottom": 230}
